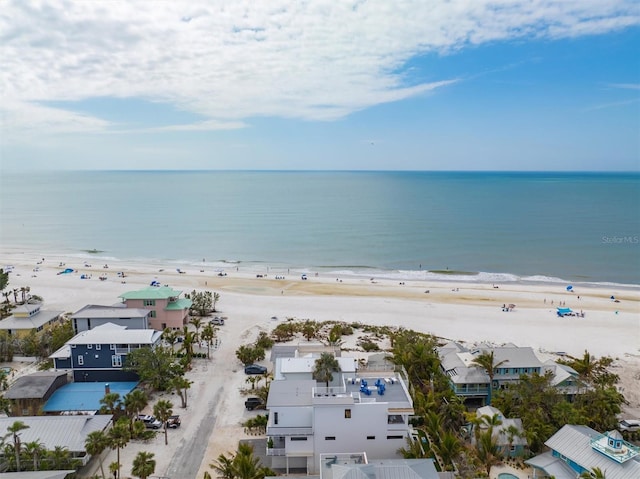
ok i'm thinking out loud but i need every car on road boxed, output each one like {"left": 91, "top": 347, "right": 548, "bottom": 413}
{"left": 244, "top": 397, "right": 264, "bottom": 410}
{"left": 619, "top": 419, "right": 640, "bottom": 432}
{"left": 210, "top": 317, "right": 225, "bottom": 325}
{"left": 244, "top": 364, "right": 267, "bottom": 375}
{"left": 137, "top": 414, "right": 163, "bottom": 429}
{"left": 166, "top": 415, "right": 181, "bottom": 428}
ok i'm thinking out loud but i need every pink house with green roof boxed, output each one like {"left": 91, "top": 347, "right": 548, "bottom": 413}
{"left": 119, "top": 286, "right": 192, "bottom": 331}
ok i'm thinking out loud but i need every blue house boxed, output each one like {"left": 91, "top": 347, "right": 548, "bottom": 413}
{"left": 526, "top": 424, "right": 640, "bottom": 478}
{"left": 50, "top": 322, "right": 162, "bottom": 382}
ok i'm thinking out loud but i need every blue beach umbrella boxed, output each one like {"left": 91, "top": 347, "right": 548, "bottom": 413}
{"left": 566, "top": 285, "right": 573, "bottom": 291}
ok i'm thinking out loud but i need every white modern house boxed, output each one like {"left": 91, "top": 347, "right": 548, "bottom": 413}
{"left": 266, "top": 346, "right": 414, "bottom": 474}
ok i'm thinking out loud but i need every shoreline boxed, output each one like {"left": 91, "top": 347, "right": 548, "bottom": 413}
{"left": 3, "top": 245, "right": 640, "bottom": 290}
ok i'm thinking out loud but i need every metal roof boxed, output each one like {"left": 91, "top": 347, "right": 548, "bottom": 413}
{"left": 71, "top": 305, "right": 150, "bottom": 319}
{"left": 543, "top": 425, "right": 640, "bottom": 479}
{"left": 66, "top": 322, "right": 162, "bottom": 345}
{"left": 0, "top": 310, "right": 63, "bottom": 330}
{"left": 4, "top": 371, "right": 68, "bottom": 399}
{"left": 0, "top": 415, "right": 112, "bottom": 453}
{"left": 165, "top": 298, "right": 192, "bottom": 310}
{"left": 119, "top": 286, "right": 183, "bottom": 300}
{"left": 0, "top": 471, "right": 76, "bottom": 479}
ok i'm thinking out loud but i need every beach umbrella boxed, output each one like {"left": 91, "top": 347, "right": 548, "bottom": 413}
{"left": 566, "top": 285, "right": 573, "bottom": 291}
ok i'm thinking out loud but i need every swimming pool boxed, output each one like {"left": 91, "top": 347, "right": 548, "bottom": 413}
{"left": 498, "top": 474, "right": 519, "bottom": 479}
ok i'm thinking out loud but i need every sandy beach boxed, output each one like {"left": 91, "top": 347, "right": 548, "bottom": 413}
{"left": 1, "top": 250, "right": 639, "bottom": 478}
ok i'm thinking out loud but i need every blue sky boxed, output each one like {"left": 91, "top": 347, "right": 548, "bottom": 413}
{"left": 1, "top": 1, "right": 639, "bottom": 171}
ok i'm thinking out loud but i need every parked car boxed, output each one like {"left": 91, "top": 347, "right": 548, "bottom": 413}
{"left": 210, "top": 317, "right": 225, "bottom": 325}
{"left": 619, "top": 419, "right": 640, "bottom": 432}
{"left": 244, "top": 397, "right": 264, "bottom": 410}
{"left": 244, "top": 364, "right": 267, "bottom": 375}
{"left": 137, "top": 414, "right": 162, "bottom": 429}
{"left": 166, "top": 415, "right": 181, "bottom": 428}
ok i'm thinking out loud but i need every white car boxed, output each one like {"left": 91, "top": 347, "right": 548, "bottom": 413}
{"left": 137, "top": 414, "right": 163, "bottom": 429}
{"left": 619, "top": 419, "right": 640, "bottom": 432}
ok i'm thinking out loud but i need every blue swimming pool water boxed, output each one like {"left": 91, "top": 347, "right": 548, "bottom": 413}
{"left": 498, "top": 473, "right": 519, "bottom": 479}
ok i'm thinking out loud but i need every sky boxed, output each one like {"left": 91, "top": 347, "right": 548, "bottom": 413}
{"left": 1, "top": 0, "right": 639, "bottom": 171}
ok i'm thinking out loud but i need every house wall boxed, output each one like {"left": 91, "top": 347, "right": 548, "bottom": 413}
{"left": 73, "top": 316, "right": 148, "bottom": 334}
{"left": 123, "top": 299, "right": 186, "bottom": 330}
{"left": 10, "top": 398, "right": 44, "bottom": 416}
{"left": 73, "top": 369, "right": 139, "bottom": 382}
{"left": 312, "top": 401, "right": 407, "bottom": 472}
{"left": 54, "top": 357, "right": 72, "bottom": 369}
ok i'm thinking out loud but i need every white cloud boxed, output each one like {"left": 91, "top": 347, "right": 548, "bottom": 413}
{"left": 1, "top": 0, "right": 638, "bottom": 139}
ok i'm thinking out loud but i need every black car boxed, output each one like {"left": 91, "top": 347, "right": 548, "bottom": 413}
{"left": 244, "top": 364, "right": 267, "bottom": 375}
{"left": 244, "top": 397, "right": 264, "bottom": 410}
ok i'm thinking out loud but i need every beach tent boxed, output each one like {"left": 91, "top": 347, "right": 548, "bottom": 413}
{"left": 557, "top": 307, "right": 573, "bottom": 317}
{"left": 566, "top": 285, "right": 573, "bottom": 291}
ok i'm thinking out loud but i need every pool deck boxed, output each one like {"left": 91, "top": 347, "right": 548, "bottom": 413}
{"left": 491, "top": 464, "right": 533, "bottom": 479}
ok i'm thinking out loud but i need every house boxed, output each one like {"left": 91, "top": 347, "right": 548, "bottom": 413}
{"left": 119, "top": 286, "right": 191, "bottom": 330}
{"left": 438, "top": 342, "right": 575, "bottom": 406}
{"left": 266, "top": 346, "right": 414, "bottom": 474}
{"left": 3, "top": 371, "right": 68, "bottom": 416}
{"left": 526, "top": 424, "right": 640, "bottom": 478}
{"left": 50, "top": 322, "right": 163, "bottom": 382}
{"left": 0, "top": 415, "right": 112, "bottom": 468}
{"left": 71, "top": 304, "right": 151, "bottom": 334}
{"left": 474, "top": 405, "right": 528, "bottom": 458}
{"left": 319, "top": 453, "right": 439, "bottom": 479}
{"left": 0, "top": 303, "right": 63, "bottom": 337}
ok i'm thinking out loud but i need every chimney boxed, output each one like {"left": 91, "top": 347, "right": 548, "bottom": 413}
{"left": 105, "top": 383, "right": 110, "bottom": 395}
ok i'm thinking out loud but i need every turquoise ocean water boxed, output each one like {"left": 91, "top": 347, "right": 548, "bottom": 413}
{"left": 0, "top": 171, "right": 638, "bottom": 285}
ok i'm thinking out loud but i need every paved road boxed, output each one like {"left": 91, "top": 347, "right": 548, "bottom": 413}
{"left": 165, "top": 387, "right": 223, "bottom": 479}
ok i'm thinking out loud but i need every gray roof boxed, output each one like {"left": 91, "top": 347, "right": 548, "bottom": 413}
{"left": 66, "top": 322, "right": 162, "bottom": 345}
{"left": 525, "top": 451, "right": 574, "bottom": 479}
{"left": 476, "top": 406, "right": 528, "bottom": 447}
{"left": 0, "top": 415, "right": 112, "bottom": 453}
{"left": 543, "top": 425, "right": 640, "bottom": 479}
{"left": 326, "top": 460, "right": 438, "bottom": 479}
{"left": 4, "top": 371, "right": 67, "bottom": 399}
{"left": 71, "top": 304, "right": 149, "bottom": 319}
{"left": 0, "top": 310, "right": 63, "bottom": 331}
{"left": 267, "top": 380, "right": 315, "bottom": 407}
{"left": 0, "top": 471, "right": 76, "bottom": 479}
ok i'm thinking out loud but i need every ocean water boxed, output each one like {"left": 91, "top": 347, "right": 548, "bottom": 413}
{"left": 0, "top": 171, "right": 638, "bottom": 285}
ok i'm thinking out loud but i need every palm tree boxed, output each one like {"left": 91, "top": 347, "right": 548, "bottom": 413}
{"left": 100, "top": 392, "right": 123, "bottom": 423}
{"left": 212, "top": 292, "right": 220, "bottom": 312}
{"left": 201, "top": 323, "right": 215, "bottom": 359}
{"left": 132, "top": 451, "right": 156, "bottom": 479}
{"left": 190, "top": 317, "right": 203, "bottom": 344}
{"left": 108, "top": 418, "right": 131, "bottom": 479}
{"left": 153, "top": 399, "right": 173, "bottom": 445}
{"left": 124, "top": 389, "right": 148, "bottom": 432}
{"left": 477, "top": 429, "right": 502, "bottom": 475}
{"left": 470, "top": 351, "right": 509, "bottom": 405}
{"left": 580, "top": 467, "right": 606, "bottom": 479}
{"left": 433, "top": 431, "right": 462, "bottom": 471}
{"left": 24, "top": 440, "right": 45, "bottom": 471}
{"left": 171, "top": 376, "right": 192, "bottom": 408}
{"left": 45, "top": 445, "right": 73, "bottom": 470}
{"left": 312, "top": 352, "right": 341, "bottom": 387}
{"left": 211, "top": 452, "right": 236, "bottom": 479}
{"left": 504, "top": 424, "right": 523, "bottom": 457}
{"left": 233, "top": 443, "right": 266, "bottom": 479}
{"left": 85, "top": 430, "right": 109, "bottom": 478}
{"left": 7, "top": 420, "right": 29, "bottom": 471}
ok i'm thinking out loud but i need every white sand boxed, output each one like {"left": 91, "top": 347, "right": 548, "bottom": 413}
{"left": 1, "top": 251, "right": 639, "bottom": 478}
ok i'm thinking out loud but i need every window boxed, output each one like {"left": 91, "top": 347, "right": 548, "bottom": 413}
{"left": 110, "top": 344, "right": 116, "bottom": 350}
{"left": 387, "top": 435, "right": 403, "bottom": 440}
{"left": 344, "top": 409, "right": 351, "bottom": 419}
{"left": 144, "top": 299, "right": 156, "bottom": 306}
{"left": 77, "top": 355, "right": 84, "bottom": 365}
{"left": 88, "top": 344, "right": 92, "bottom": 349}
{"left": 71, "top": 344, "right": 76, "bottom": 348}
{"left": 96, "top": 344, "right": 101, "bottom": 350}
{"left": 150, "top": 310, "right": 157, "bottom": 318}
{"left": 290, "top": 437, "right": 307, "bottom": 441}
{"left": 325, "top": 437, "right": 336, "bottom": 441}
{"left": 388, "top": 414, "right": 404, "bottom": 424}
{"left": 367, "top": 436, "right": 375, "bottom": 440}
{"left": 274, "top": 412, "right": 278, "bottom": 425}
{"left": 112, "top": 355, "right": 122, "bottom": 367}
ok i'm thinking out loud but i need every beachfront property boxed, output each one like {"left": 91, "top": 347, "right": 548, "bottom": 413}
{"left": 0, "top": 415, "right": 112, "bottom": 469}
{"left": 50, "top": 322, "right": 162, "bottom": 382}
{"left": 0, "top": 302, "right": 64, "bottom": 337}
{"left": 438, "top": 342, "right": 580, "bottom": 406}
{"left": 71, "top": 304, "right": 151, "bottom": 334}
{"left": 525, "top": 425, "right": 640, "bottom": 478}
{"left": 3, "top": 370, "right": 68, "bottom": 416}
{"left": 265, "top": 345, "right": 414, "bottom": 474}
{"left": 119, "top": 286, "right": 192, "bottom": 330}
{"left": 319, "top": 453, "right": 439, "bottom": 479}
{"left": 473, "top": 405, "right": 528, "bottom": 458}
